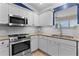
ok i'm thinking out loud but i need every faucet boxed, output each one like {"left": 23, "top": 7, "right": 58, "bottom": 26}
{"left": 55, "top": 23, "right": 62, "bottom": 37}
{"left": 59, "top": 24, "right": 62, "bottom": 37}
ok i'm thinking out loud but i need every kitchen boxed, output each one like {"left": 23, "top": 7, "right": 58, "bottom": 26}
{"left": 0, "top": 3, "right": 79, "bottom": 56}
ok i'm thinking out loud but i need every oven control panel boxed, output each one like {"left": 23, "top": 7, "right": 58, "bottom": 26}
{"left": 9, "top": 34, "right": 31, "bottom": 42}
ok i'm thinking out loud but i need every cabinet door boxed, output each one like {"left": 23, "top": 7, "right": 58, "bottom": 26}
{"left": 78, "top": 42, "right": 79, "bottom": 56}
{"left": 59, "top": 44, "right": 76, "bottom": 56}
{"left": 18, "top": 7, "right": 28, "bottom": 18}
{"left": 47, "top": 37, "right": 58, "bottom": 56}
{"left": 39, "top": 36, "right": 48, "bottom": 53}
{"left": 39, "top": 11, "right": 53, "bottom": 26}
{"left": 0, "top": 46, "right": 9, "bottom": 56}
{"left": 33, "top": 13, "right": 39, "bottom": 26}
{"left": 59, "top": 39, "right": 76, "bottom": 56}
{"left": 0, "top": 3, "right": 8, "bottom": 24}
{"left": 31, "top": 36, "right": 38, "bottom": 52}
{"left": 0, "top": 40, "right": 9, "bottom": 56}
{"left": 27, "top": 11, "right": 34, "bottom": 26}
{"left": 9, "top": 4, "right": 20, "bottom": 16}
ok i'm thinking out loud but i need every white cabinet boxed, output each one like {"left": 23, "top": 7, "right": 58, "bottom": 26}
{"left": 9, "top": 4, "right": 29, "bottom": 18}
{"left": 38, "top": 36, "right": 76, "bottom": 56}
{"left": 31, "top": 36, "right": 38, "bottom": 52}
{"left": 39, "top": 36, "right": 48, "bottom": 53}
{"left": 78, "top": 42, "right": 79, "bottom": 56}
{"left": 58, "top": 39, "right": 76, "bottom": 56}
{"left": 33, "top": 13, "right": 39, "bottom": 26}
{"left": 39, "top": 11, "right": 53, "bottom": 26}
{"left": 0, "top": 4, "right": 8, "bottom": 24}
{"left": 18, "top": 7, "right": 29, "bottom": 18}
{"left": 47, "top": 37, "right": 58, "bottom": 56}
{"left": 27, "top": 11, "right": 34, "bottom": 26}
{"left": 0, "top": 40, "right": 9, "bottom": 56}
{"left": 9, "top": 4, "right": 21, "bottom": 16}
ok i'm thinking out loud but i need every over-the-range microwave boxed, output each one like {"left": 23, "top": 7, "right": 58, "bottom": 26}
{"left": 9, "top": 15, "right": 28, "bottom": 26}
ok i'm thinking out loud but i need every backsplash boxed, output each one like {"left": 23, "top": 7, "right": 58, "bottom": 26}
{"left": 40, "top": 26, "right": 79, "bottom": 37}
{"left": 0, "top": 25, "right": 37, "bottom": 35}
{"left": 40, "top": 26, "right": 60, "bottom": 35}
{"left": 0, "top": 24, "right": 79, "bottom": 37}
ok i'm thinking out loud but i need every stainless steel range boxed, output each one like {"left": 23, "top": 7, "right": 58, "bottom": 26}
{"left": 9, "top": 34, "right": 31, "bottom": 56}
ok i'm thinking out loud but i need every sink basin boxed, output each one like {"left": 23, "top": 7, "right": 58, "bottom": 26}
{"left": 51, "top": 34, "right": 60, "bottom": 38}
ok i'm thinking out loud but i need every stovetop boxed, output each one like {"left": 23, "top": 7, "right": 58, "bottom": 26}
{"left": 8, "top": 34, "right": 29, "bottom": 37}
{"left": 9, "top": 33, "right": 31, "bottom": 42}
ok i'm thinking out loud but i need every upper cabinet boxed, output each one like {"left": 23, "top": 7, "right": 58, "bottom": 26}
{"left": 27, "top": 11, "right": 34, "bottom": 26}
{"left": 9, "top": 4, "right": 21, "bottom": 16}
{"left": 53, "top": 3, "right": 79, "bottom": 29}
{"left": 8, "top": 4, "right": 35, "bottom": 26}
{"left": 0, "top": 4, "right": 8, "bottom": 24}
{"left": 39, "top": 11, "right": 53, "bottom": 26}
{"left": 9, "top": 4, "right": 30, "bottom": 18}
{"left": 33, "top": 13, "right": 39, "bottom": 26}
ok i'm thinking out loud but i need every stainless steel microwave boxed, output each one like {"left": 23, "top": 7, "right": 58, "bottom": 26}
{"left": 9, "top": 15, "right": 28, "bottom": 26}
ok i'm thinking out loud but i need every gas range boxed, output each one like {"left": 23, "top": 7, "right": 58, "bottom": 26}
{"left": 8, "top": 34, "right": 31, "bottom": 56}
{"left": 8, "top": 34, "right": 30, "bottom": 42}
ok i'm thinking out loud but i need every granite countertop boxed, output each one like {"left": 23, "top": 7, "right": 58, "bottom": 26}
{"left": 0, "top": 33, "right": 79, "bottom": 42}
{"left": 0, "top": 35, "right": 9, "bottom": 41}
{"left": 30, "top": 33, "right": 79, "bottom": 42}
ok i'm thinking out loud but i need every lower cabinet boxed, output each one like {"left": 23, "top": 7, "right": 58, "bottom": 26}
{"left": 31, "top": 36, "right": 38, "bottom": 52}
{"left": 58, "top": 39, "right": 76, "bottom": 56}
{"left": 0, "top": 40, "right": 9, "bottom": 56}
{"left": 47, "top": 37, "right": 58, "bottom": 56}
{"left": 32, "top": 35, "right": 77, "bottom": 56}
{"left": 59, "top": 44, "right": 76, "bottom": 56}
{"left": 77, "top": 41, "right": 79, "bottom": 56}
{"left": 38, "top": 36, "right": 77, "bottom": 56}
{"left": 39, "top": 36, "right": 48, "bottom": 53}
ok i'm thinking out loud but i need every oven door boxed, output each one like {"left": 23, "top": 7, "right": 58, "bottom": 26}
{"left": 10, "top": 40, "right": 31, "bottom": 56}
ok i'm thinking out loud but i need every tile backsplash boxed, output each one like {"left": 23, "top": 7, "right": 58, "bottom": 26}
{"left": 0, "top": 24, "right": 79, "bottom": 37}
{"left": 0, "top": 25, "right": 37, "bottom": 35}
{"left": 40, "top": 26, "right": 79, "bottom": 37}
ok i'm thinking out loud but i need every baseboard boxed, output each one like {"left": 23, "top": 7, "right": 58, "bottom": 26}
{"left": 32, "top": 49, "right": 39, "bottom": 53}
{"left": 38, "top": 49, "right": 50, "bottom": 56}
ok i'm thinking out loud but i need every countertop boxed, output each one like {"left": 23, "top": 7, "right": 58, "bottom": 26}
{"left": 0, "top": 35, "right": 9, "bottom": 41}
{"left": 0, "top": 33, "right": 79, "bottom": 42}
{"left": 30, "top": 33, "right": 79, "bottom": 42}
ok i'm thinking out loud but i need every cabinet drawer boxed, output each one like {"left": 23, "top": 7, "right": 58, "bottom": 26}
{"left": 58, "top": 39, "right": 76, "bottom": 47}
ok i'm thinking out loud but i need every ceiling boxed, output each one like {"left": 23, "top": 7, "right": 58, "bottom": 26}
{"left": 27, "top": 3, "right": 54, "bottom": 12}
{"left": 23, "top": 3, "right": 65, "bottom": 14}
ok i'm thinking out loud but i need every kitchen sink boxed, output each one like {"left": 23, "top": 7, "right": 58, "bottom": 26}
{"left": 51, "top": 34, "right": 74, "bottom": 40}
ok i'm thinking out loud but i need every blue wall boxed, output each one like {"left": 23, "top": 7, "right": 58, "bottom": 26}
{"left": 14, "top": 3, "right": 33, "bottom": 11}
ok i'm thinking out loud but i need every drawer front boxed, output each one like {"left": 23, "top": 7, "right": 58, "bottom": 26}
{"left": 58, "top": 39, "right": 76, "bottom": 47}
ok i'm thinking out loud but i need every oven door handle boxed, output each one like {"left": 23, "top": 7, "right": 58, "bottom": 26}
{"left": 10, "top": 39, "right": 30, "bottom": 45}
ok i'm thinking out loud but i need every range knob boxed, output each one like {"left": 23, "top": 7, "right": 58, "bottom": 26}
{"left": 10, "top": 37, "right": 14, "bottom": 42}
